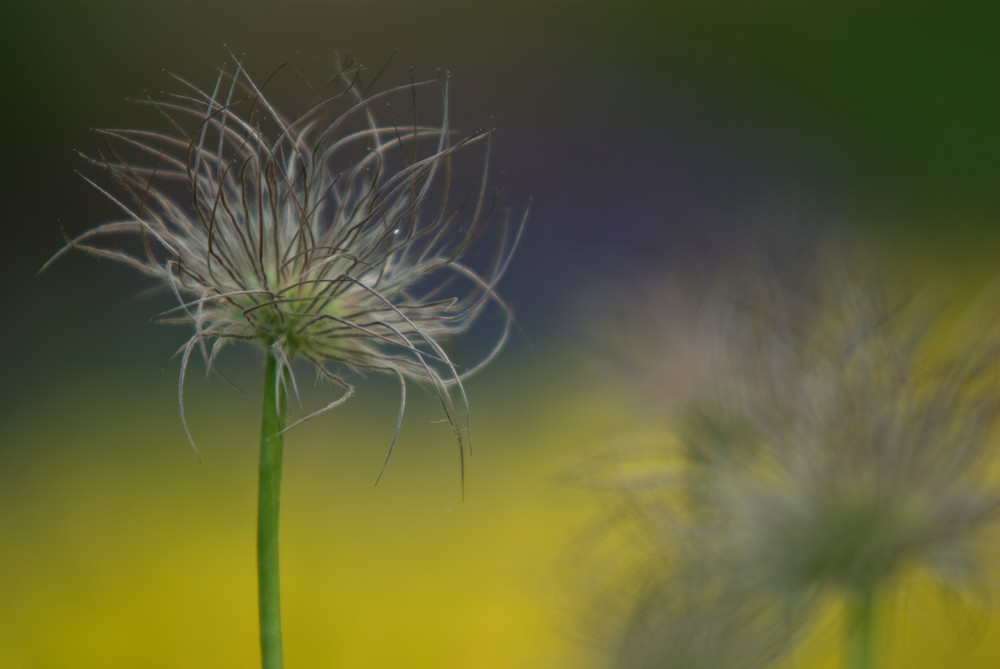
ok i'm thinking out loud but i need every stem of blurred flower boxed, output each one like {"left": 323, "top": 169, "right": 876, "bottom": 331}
{"left": 258, "top": 349, "right": 287, "bottom": 669}
{"left": 846, "top": 586, "right": 876, "bottom": 669}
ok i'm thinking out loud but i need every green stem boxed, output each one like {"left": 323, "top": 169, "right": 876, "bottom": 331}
{"left": 845, "top": 586, "right": 877, "bottom": 669}
{"left": 258, "top": 349, "right": 286, "bottom": 669}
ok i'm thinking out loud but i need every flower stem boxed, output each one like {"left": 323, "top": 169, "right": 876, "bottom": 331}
{"left": 258, "top": 349, "right": 286, "bottom": 669}
{"left": 846, "top": 586, "right": 877, "bottom": 669}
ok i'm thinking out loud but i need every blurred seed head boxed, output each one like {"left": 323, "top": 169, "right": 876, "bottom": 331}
{"left": 582, "top": 245, "right": 1000, "bottom": 667}
{"left": 45, "top": 55, "right": 524, "bottom": 465}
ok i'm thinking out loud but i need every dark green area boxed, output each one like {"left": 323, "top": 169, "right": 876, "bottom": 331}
{"left": 6, "top": 0, "right": 998, "bottom": 408}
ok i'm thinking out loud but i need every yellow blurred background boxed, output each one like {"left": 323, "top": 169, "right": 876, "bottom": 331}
{"left": 1, "top": 354, "right": 602, "bottom": 668}
{"left": 7, "top": 340, "right": 1000, "bottom": 667}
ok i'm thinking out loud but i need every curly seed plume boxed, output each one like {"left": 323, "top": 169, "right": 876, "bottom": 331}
{"left": 45, "top": 55, "right": 525, "bottom": 476}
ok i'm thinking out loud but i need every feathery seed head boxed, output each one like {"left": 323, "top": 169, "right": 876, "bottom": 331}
{"left": 586, "top": 253, "right": 1000, "bottom": 666}
{"left": 47, "top": 55, "right": 524, "bottom": 462}
{"left": 710, "top": 274, "right": 1000, "bottom": 600}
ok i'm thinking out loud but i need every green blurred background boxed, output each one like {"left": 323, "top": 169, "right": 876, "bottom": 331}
{"left": 4, "top": 1, "right": 1000, "bottom": 666}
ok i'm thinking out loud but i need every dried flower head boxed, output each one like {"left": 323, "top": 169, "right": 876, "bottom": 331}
{"left": 586, "top": 253, "right": 1000, "bottom": 667}
{"left": 711, "top": 261, "right": 1000, "bottom": 593}
{"left": 45, "top": 55, "right": 524, "bottom": 470}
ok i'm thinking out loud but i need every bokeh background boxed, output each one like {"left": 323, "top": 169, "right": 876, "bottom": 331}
{"left": 3, "top": 1, "right": 1000, "bottom": 667}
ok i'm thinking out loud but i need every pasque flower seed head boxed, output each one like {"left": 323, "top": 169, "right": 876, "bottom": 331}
{"left": 45, "top": 55, "right": 524, "bottom": 472}
{"left": 587, "top": 252, "right": 1000, "bottom": 668}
